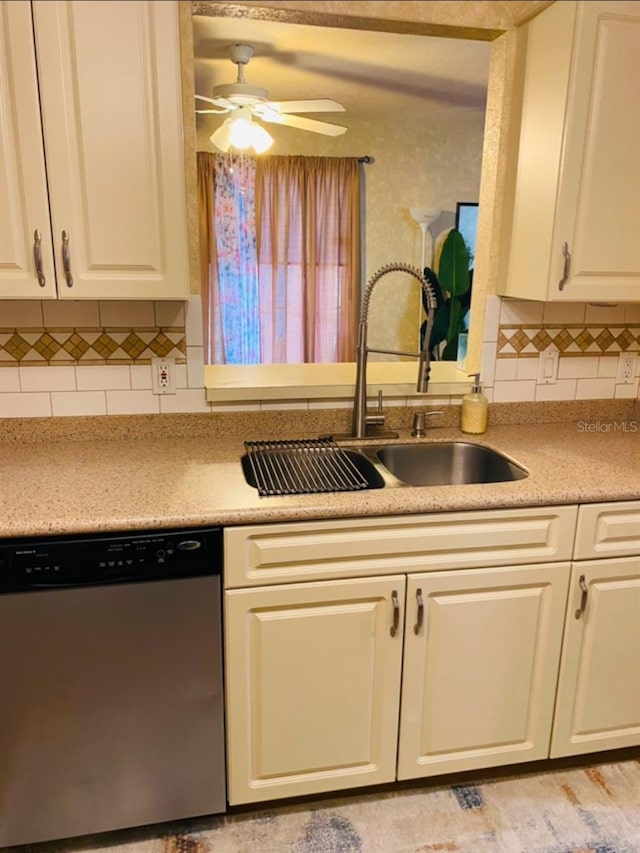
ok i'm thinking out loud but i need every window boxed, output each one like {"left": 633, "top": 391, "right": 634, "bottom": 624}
{"left": 198, "top": 153, "right": 361, "bottom": 365}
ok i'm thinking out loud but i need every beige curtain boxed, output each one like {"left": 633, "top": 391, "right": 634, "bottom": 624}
{"left": 255, "top": 156, "right": 360, "bottom": 363}
{"left": 198, "top": 152, "right": 361, "bottom": 364}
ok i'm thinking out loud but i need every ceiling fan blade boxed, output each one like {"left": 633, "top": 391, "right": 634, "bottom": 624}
{"left": 196, "top": 108, "right": 228, "bottom": 115}
{"left": 258, "top": 109, "right": 347, "bottom": 136}
{"left": 262, "top": 99, "right": 345, "bottom": 114}
{"left": 195, "top": 93, "right": 223, "bottom": 106}
{"left": 195, "top": 94, "right": 235, "bottom": 111}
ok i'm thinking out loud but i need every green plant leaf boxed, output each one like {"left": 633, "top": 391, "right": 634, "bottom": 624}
{"left": 458, "top": 273, "right": 473, "bottom": 313}
{"left": 442, "top": 335, "right": 460, "bottom": 361}
{"left": 447, "top": 296, "right": 463, "bottom": 344}
{"left": 428, "top": 298, "right": 451, "bottom": 359}
{"left": 424, "top": 230, "right": 473, "bottom": 361}
{"left": 438, "top": 229, "right": 471, "bottom": 298}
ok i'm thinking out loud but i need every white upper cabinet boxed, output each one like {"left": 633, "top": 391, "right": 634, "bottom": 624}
{"left": 0, "top": 1, "right": 189, "bottom": 300}
{"left": 0, "top": 1, "right": 55, "bottom": 297}
{"left": 499, "top": 1, "right": 640, "bottom": 302}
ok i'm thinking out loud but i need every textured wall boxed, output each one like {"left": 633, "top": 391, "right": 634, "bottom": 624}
{"left": 196, "top": 1, "right": 549, "bottom": 31}
{"left": 362, "top": 114, "right": 485, "bottom": 355}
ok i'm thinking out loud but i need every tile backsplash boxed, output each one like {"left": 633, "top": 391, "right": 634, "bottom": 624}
{"left": 0, "top": 295, "right": 639, "bottom": 418}
{"left": 0, "top": 298, "right": 207, "bottom": 418}
{"left": 482, "top": 297, "right": 640, "bottom": 403}
{"left": 0, "top": 324, "right": 185, "bottom": 366}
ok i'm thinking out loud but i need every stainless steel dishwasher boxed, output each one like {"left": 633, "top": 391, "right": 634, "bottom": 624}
{"left": 0, "top": 527, "right": 226, "bottom": 848}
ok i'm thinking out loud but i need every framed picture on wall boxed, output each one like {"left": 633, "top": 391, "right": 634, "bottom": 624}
{"left": 455, "top": 202, "right": 479, "bottom": 270}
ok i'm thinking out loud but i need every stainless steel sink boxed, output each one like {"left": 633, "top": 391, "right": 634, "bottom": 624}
{"left": 366, "top": 441, "right": 528, "bottom": 487}
{"left": 241, "top": 437, "right": 527, "bottom": 495}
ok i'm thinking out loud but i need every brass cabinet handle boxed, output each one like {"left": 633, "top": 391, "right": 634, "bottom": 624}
{"left": 33, "top": 230, "right": 46, "bottom": 287}
{"left": 413, "top": 587, "right": 424, "bottom": 635}
{"left": 558, "top": 241, "right": 571, "bottom": 291}
{"left": 574, "top": 574, "right": 588, "bottom": 619}
{"left": 390, "top": 589, "right": 400, "bottom": 637}
{"left": 62, "top": 230, "right": 73, "bottom": 287}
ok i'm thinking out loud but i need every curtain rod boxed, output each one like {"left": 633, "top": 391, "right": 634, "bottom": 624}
{"left": 358, "top": 156, "right": 373, "bottom": 164}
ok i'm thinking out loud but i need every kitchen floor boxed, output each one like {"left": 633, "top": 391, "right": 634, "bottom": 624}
{"left": 19, "top": 756, "right": 640, "bottom": 853}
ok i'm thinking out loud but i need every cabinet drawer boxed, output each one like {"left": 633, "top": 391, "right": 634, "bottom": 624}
{"left": 224, "top": 505, "right": 578, "bottom": 588}
{"left": 574, "top": 501, "right": 640, "bottom": 559}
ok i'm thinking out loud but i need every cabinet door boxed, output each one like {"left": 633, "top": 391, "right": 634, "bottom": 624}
{"left": 551, "top": 557, "right": 640, "bottom": 757}
{"left": 32, "top": 1, "right": 189, "bottom": 299}
{"left": 397, "top": 563, "right": 570, "bottom": 780}
{"left": 225, "top": 576, "right": 405, "bottom": 805}
{"left": 501, "top": 1, "right": 640, "bottom": 301}
{"left": 0, "top": 1, "right": 56, "bottom": 298}
{"left": 551, "top": 1, "right": 640, "bottom": 301}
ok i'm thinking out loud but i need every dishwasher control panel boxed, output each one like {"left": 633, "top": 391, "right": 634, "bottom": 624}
{"left": 0, "top": 528, "right": 222, "bottom": 591}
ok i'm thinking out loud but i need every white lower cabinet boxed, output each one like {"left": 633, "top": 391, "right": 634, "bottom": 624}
{"left": 225, "top": 576, "right": 405, "bottom": 805}
{"left": 224, "top": 503, "right": 640, "bottom": 805}
{"left": 397, "top": 564, "right": 570, "bottom": 780}
{"left": 551, "top": 556, "right": 640, "bottom": 758}
{"left": 224, "top": 505, "right": 578, "bottom": 806}
{"left": 225, "top": 561, "right": 571, "bottom": 805}
{"left": 551, "top": 500, "right": 640, "bottom": 757}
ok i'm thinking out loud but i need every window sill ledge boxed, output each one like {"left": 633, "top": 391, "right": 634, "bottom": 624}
{"left": 204, "top": 361, "right": 471, "bottom": 402}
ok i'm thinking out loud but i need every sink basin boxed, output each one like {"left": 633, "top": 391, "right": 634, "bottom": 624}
{"left": 241, "top": 438, "right": 526, "bottom": 495}
{"left": 369, "top": 441, "right": 528, "bottom": 487}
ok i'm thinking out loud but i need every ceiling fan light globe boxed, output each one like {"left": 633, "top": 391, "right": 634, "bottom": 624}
{"left": 250, "top": 123, "right": 274, "bottom": 153}
{"left": 210, "top": 121, "right": 232, "bottom": 152}
{"left": 228, "top": 116, "right": 255, "bottom": 150}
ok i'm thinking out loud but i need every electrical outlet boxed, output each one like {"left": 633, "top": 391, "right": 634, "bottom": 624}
{"left": 537, "top": 346, "right": 559, "bottom": 385}
{"left": 616, "top": 352, "right": 638, "bottom": 385}
{"left": 151, "top": 357, "right": 176, "bottom": 395}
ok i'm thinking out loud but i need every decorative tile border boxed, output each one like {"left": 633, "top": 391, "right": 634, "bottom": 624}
{"left": 0, "top": 327, "right": 186, "bottom": 367}
{"left": 497, "top": 324, "right": 640, "bottom": 358}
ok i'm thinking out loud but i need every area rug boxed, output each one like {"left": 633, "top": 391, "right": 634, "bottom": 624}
{"left": 36, "top": 759, "right": 640, "bottom": 853}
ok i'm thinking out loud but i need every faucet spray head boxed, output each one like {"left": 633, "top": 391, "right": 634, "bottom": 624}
{"left": 351, "top": 263, "right": 438, "bottom": 438}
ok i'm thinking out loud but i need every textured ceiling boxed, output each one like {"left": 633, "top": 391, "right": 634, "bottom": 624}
{"left": 192, "top": 13, "right": 493, "bottom": 138}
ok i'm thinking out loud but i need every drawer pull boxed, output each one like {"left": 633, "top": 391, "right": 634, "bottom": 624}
{"left": 390, "top": 589, "right": 400, "bottom": 637}
{"left": 413, "top": 587, "right": 424, "bottom": 635}
{"left": 62, "top": 230, "right": 73, "bottom": 287}
{"left": 558, "top": 241, "right": 571, "bottom": 291}
{"left": 33, "top": 230, "right": 46, "bottom": 287}
{"left": 574, "top": 574, "right": 588, "bottom": 619}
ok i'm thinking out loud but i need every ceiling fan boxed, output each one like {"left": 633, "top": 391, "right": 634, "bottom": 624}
{"left": 196, "top": 44, "right": 347, "bottom": 152}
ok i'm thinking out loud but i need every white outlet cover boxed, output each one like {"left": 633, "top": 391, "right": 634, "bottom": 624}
{"left": 151, "top": 357, "right": 176, "bottom": 394}
{"left": 616, "top": 351, "right": 638, "bottom": 384}
{"left": 537, "top": 346, "right": 559, "bottom": 385}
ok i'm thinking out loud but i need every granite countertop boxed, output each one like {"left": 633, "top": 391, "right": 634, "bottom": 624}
{"left": 1, "top": 410, "right": 639, "bottom": 538}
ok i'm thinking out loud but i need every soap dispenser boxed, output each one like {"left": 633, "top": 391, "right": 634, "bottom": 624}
{"left": 460, "top": 373, "right": 488, "bottom": 435}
